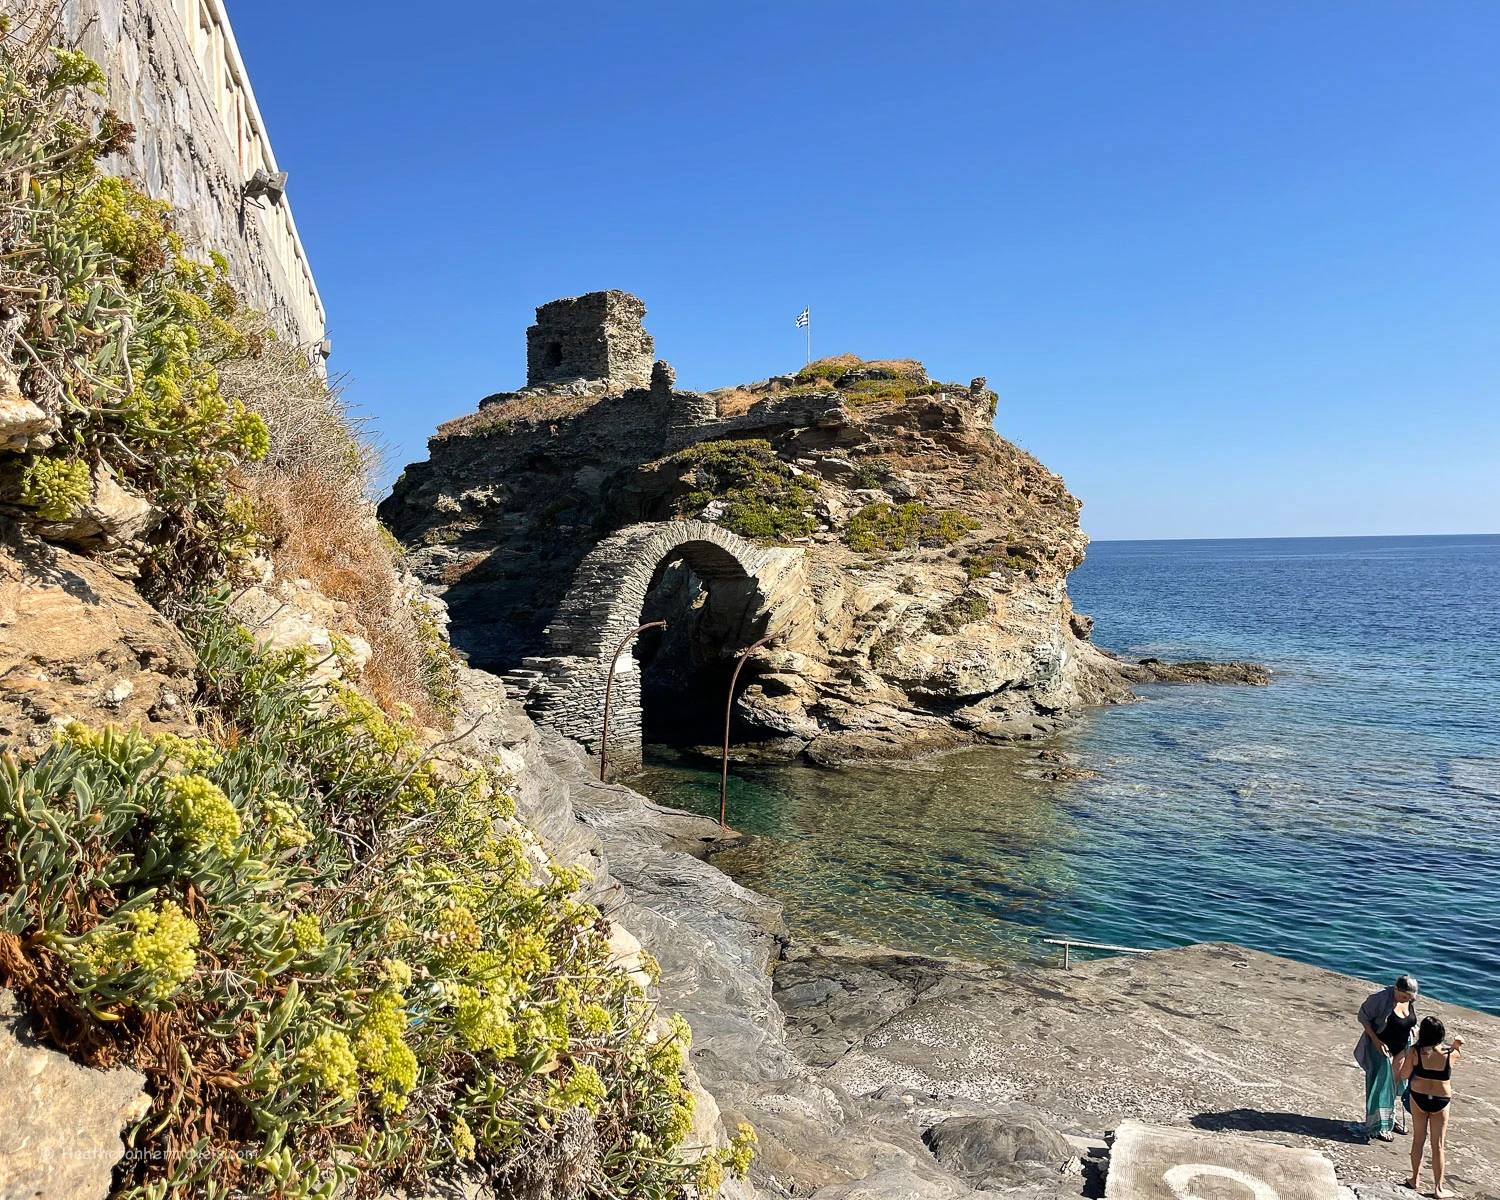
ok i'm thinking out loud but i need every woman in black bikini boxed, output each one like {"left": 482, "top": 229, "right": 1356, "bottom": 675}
{"left": 1401, "top": 1015, "right": 1464, "bottom": 1198}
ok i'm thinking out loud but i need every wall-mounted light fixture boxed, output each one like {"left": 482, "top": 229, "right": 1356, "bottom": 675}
{"left": 317, "top": 338, "right": 332, "bottom": 360}
{"left": 244, "top": 168, "right": 288, "bottom": 204}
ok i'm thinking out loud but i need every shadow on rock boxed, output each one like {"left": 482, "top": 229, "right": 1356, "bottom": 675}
{"left": 1190, "top": 1109, "right": 1367, "bottom": 1144}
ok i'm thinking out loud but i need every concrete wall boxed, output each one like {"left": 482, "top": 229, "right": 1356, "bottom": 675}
{"left": 50, "top": 0, "right": 327, "bottom": 353}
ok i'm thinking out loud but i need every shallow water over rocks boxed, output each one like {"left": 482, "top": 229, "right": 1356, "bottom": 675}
{"left": 633, "top": 535, "right": 1500, "bottom": 1014}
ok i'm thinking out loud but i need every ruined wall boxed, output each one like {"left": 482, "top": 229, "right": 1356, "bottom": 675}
{"left": 502, "top": 520, "right": 806, "bottom": 766}
{"left": 526, "top": 290, "right": 654, "bottom": 389}
{"left": 51, "top": 0, "right": 327, "bottom": 351}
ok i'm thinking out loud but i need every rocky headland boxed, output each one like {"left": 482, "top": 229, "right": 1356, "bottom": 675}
{"left": 381, "top": 291, "right": 1264, "bottom": 767}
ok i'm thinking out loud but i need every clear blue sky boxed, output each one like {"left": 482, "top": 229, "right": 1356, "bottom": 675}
{"left": 229, "top": 1, "right": 1498, "bottom": 541}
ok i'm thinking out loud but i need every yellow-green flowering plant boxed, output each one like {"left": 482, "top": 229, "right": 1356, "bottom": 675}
{"left": 0, "top": 17, "right": 270, "bottom": 589}
{"left": 0, "top": 597, "right": 753, "bottom": 1198}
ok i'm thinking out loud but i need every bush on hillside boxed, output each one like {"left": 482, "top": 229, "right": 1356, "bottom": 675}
{"left": 0, "top": 599, "right": 752, "bottom": 1198}
{"left": 0, "top": 7, "right": 455, "bottom": 721}
{"left": 844, "top": 502, "right": 978, "bottom": 553}
{"left": 669, "top": 438, "right": 819, "bottom": 543}
{"left": 0, "top": 11, "right": 754, "bottom": 1197}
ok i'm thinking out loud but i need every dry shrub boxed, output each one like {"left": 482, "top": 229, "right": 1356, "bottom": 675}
{"left": 861, "top": 358, "right": 927, "bottom": 379}
{"left": 219, "top": 327, "right": 454, "bottom": 724}
{"left": 707, "top": 386, "right": 760, "bottom": 417}
{"left": 437, "top": 390, "right": 598, "bottom": 438}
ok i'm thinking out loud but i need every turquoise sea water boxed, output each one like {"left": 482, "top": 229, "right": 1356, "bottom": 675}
{"left": 632, "top": 535, "right": 1500, "bottom": 1014}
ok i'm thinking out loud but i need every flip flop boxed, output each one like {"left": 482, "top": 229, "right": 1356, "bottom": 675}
{"left": 1378, "top": 1131, "right": 1396, "bottom": 1142}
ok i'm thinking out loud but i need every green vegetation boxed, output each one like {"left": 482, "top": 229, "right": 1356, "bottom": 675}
{"left": 669, "top": 438, "right": 819, "bottom": 542}
{"left": 0, "top": 602, "right": 752, "bottom": 1198}
{"left": 844, "top": 502, "right": 978, "bottom": 553}
{"left": 792, "top": 357, "right": 942, "bottom": 408}
{"left": 925, "top": 591, "right": 991, "bottom": 635}
{"left": 868, "top": 628, "right": 900, "bottom": 669}
{"left": 849, "top": 460, "right": 892, "bottom": 491}
{"left": 794, "top": 355, "right": 861, "bottom": 385}
{"left": 0, "top": 17, "right": 460, "bottom": 721}
{"left": 961, "top": 548, "right": 1035, "bottom": 578}
{"left": 837, "top": 377, "right": 942, "bottom": 408}
{"left": 0, "top": 35, "right": 274, "bottom": 585}
{"left": 0, "top": 22, "right": 752, "bottom": 1198}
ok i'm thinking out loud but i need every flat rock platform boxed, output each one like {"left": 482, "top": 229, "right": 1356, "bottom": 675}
{"left": 774, "top": 942, "right": 1499, "bottom": 1199}
{"left": 1106, "top": 1121, "right": 1342, "bottom": 1200}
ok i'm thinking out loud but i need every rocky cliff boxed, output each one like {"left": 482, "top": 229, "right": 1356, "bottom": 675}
{"left": 382, "top": 294, "right": 1166, "bottom": 766}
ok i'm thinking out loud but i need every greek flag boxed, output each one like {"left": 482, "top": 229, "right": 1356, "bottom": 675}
{"left": 795, "top": 307, "right": 810, "bottom": 328}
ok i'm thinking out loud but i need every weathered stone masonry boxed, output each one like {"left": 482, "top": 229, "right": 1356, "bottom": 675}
{"left": 503, "top": 519, "right": 805, "bottom": 767}
{"left": 525, "top": 289, "right": 654, "bottom": 391}
{"left": 55, "top": 0, "right": 327, "bottom": 350}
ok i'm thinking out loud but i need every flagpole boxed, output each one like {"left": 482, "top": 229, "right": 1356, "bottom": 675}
{"left": 806, "top": 304, "right": 811, "bottom": 365}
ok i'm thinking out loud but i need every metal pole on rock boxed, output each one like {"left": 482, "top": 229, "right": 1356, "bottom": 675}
{"left": 719, "top": 631, "right": 781, "bottom": 829}
{"left": 600, "top": 620, "right": 667, "bottom": 781}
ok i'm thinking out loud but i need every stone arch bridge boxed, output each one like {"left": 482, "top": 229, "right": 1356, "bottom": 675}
{"left": 503, "top": 520, "right": 806, "bottom": 768}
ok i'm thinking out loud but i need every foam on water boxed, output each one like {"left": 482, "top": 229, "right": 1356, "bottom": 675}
{"left": 633, "top": 535, "right": 1500, "bottom": 1013}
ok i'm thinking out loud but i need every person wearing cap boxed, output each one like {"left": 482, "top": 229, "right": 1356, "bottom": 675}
{"left": 1356, "top": 974, "right": 1420, "bottom": 1140}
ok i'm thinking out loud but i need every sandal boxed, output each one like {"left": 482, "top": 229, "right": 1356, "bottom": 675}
{"left": 1378, "top": 1131, "right": 1396, "bottom": 1142}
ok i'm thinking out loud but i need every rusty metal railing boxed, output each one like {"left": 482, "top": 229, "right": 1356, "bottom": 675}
{"left": 599, "top": 621, "right": 667, "bottom": 781}
{"left": 719, "top": 632, "right": 781, "bottom": 829}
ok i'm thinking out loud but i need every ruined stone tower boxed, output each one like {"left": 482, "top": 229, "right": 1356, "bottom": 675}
{"left": 525, "top": 290, "right": 655, "bottom": 390}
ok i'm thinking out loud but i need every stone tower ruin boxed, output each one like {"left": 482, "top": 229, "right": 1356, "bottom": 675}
{"left": 525, "top": 290, "right": 655, "bottom": 390}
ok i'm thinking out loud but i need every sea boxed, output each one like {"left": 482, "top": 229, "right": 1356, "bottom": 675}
{"left": 632, "top": 534, "right": 1500, "bottom": 1015}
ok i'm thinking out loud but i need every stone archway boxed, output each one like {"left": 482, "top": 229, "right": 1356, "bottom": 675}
{"left": 503, "top": 520, "right": 805, "bottom": 769}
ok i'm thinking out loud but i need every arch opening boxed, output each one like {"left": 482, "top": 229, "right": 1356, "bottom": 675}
{"left": 507, "top": 519, "right": 801, "bottom": 774}
{"left": 634, "top": 556, "right": 768, "bottom": 750}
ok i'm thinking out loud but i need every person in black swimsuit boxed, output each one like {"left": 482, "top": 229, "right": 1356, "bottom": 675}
{"left": 1356, "top": 974, "right": 1419, "bottom": 1139}
{"left": 1400, "top": 1015, "right": 1465, "bottom": 1198}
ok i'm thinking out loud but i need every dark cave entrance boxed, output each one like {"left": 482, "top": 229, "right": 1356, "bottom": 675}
{"left": 634, "top": 557, "right": 767, "bottom": 752}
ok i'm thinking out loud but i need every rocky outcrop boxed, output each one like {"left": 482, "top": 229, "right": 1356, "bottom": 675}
{"left": 383, "top": 295, "right": 1208, "bottom": 765}
{"left": 0, "top": 516, "right": 197, "bottom": 747}
{"left": 0, "top": 991, "right": 150, "bottom": 1200}
{"left": 1102, "top": 655, "right": 1270, "bottom": 686}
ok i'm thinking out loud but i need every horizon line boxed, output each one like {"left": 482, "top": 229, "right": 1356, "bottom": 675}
{"left": 1086, "top": 531, "right": 1500, "bottom": 544}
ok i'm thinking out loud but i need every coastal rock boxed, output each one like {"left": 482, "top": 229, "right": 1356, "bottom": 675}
{"left": 0, "top": 991, "right": 151, "bottom": 1200}
{"left": 807, "top": 1168, "right": 970, "bottom": 1200}
{"left": 26, "top": 461, "right": 164, "bottom": 555}
{"left": 0, "top": 380, "right": 57, "bottom": 453}
{"left": 229, "top": 576, "right": 373, "bottom": 686}
{"left": 0, "top": 516, "right": 197, "bottom": 746}
{"left": 922, "top": 1114, "right": 1072, "bottom": 1183}
{"left": 769, "top": 940, "right": 1500, "bottom": 1197}
{"left": 380, "top": 295, "right": 1154, "bottom": 765}
{"left": 1125, "top": 658, "right": 1269, "bottom": 685}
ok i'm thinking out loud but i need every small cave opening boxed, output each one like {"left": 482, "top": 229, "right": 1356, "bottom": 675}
{"left": 635, "top": 558, "right": 768, "bottom": 753}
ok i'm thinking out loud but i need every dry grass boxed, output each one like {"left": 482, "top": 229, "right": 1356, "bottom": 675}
{"left": 707, "top": 386, "right": 761, "bottom": 417}
{"left": 437, "top": 391, "right": 599, "bottom": 438}
{"left": 222, "top": 330, "right": 454, "bottom": 725}
{"left": 861, "top": 358, "right": 927, "bottom": 379}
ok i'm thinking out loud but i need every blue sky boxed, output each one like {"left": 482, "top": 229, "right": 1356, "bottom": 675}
{"left": 230, "top": 1, "right": 1498, "bottom": 540}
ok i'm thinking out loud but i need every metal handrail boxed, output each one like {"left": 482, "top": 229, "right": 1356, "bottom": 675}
{"left": 719, "top": 631, "right": 782, "bottom": 828}
{"left": 1042, "top": 936, "right": 1151, "bottom": 970}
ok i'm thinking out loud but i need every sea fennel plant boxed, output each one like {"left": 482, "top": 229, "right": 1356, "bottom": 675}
{"left": 0, "top": 600, "right": 752, "bottom": 1198}
{"left": 0, "top": 10, "right": 269, "bottom": 587}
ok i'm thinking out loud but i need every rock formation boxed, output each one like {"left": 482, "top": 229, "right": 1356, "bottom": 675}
{"left": 383, "top": 291, "right": 1252, "bottom": 766}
